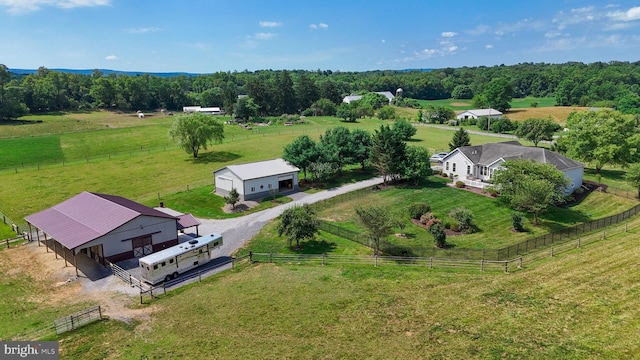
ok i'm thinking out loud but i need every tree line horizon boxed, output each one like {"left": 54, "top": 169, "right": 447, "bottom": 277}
{"left": 1, "top": 60, "right": 640, "bottom": 120}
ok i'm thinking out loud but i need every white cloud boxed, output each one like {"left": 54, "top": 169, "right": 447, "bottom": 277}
{"left": 607, "top": 6, "right": 640, "bottom": 22}
{"left": 125, "top": 27, "right": 160, "bottom": 34}
{"left": 105, "top": 55, "right": 118, "bottom": 60}
{"left": 259, "top": 21, "right": 282, "bottom": 27}
{"left": 0, "top": 0, "right": 110, "bottom": 14}
{"left": 254, "top": 32, "right": 275, "bottom": 40}
{"left": 441, "top": 31, "right": 457, "bottom": 38}
{"left": 309, "top": 23, "right": 328, "bottom": 30}
{"left": 485, "top": 44, "right": 493, "bottom": 49}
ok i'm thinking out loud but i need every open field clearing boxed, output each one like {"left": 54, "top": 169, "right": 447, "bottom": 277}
{"left": 0, "top": 116, "right": 513, "bottom": 222}
{"left": 1, "top": 215, "right": 636, "bottom": 358}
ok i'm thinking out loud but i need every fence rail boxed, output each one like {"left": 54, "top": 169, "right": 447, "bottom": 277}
{"left": 53, "top": 306, "right": 102, "bottom": 335}
{"left": 319, "top": 202, "right": 640, "bottom": 261}
{"left": 249, "top": 252, "right": 521, "bottom": 273}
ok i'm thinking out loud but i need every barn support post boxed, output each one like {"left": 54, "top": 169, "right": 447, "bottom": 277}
{"left": 74, "top": 252, "right": 79, "bottom": 277}
{"left": 63, "top": 246, "right": 68, "bottom": 267}
{"left": 28, "top": 223, "right": 33, "bottom": 243}
{"left": 54, "top": 239, "right": 58, "bottom": 259}
{"left": 44, "top": 233, "right": 49, "bottom": 253}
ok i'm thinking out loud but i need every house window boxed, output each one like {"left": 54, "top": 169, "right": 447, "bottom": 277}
{"left": 446, "top": 162, "right": 449, "bottom": 171}
{"left": 251, "top": 187, "right": 255, "bottom": 192}
{"left": 467, "top": 165, "right": 471, "bottom": 174}
{"left": 452, "top": 163, "right": 456, "bottom": 172}
{"left": 268, "top": 184, "right": 272, "bottom": 189}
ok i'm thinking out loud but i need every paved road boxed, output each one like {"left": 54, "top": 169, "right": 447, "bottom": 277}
{"left": 188, "top": 177, "right": 384, "bottom": 258}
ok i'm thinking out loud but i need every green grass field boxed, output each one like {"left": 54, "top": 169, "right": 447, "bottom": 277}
{"left": 237, "top": 177, "right": 637, "bottom": 253}
{"left": 416, "top": 97, "right": 556, "bottom": 110}
{"left": 38, "top": 216, "right": 640, "bottom": 359}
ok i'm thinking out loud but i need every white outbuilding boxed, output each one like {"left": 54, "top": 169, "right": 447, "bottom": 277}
{"left": 213, "top": 158, "right": 300, "bottom": 201}
{"left": 456, "top": 108, "right": 502, "bottom": 121}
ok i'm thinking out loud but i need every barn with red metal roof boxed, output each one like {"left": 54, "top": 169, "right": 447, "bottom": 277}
{"left": 25, "top": 192, "right": 181, "bottom": 267}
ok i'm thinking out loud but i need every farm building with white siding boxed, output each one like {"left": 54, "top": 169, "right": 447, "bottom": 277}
{"left": 456, "top": 108, "right": 502, "bottom": 121}
{"left": 24, "top": 192, "right": 200, "bottom": 269}
{"left": 213, "top": 158, "right": 300, "bottom": 201}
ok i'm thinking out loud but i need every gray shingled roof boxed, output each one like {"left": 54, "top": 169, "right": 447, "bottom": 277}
{"left": 215, "top": 158, "right": 300, "bottom": 181}
{"left": 455, "top": 141, "right": 583, "bottom": 170}
{"left": 25, "top": 192, "right": 177, "bottom": 250}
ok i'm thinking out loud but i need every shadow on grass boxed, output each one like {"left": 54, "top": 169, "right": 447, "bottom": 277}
{"left": 584, "top": 168, "right": 627, "bottom": 183}
{"left": 191, "top": 151, "right": 241, "bottom": 164}
{"left": 292, "top": 239, "right": 337, "bottom": 254}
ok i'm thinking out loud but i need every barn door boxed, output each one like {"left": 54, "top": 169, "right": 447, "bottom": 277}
{"left": 132, "top": 236, "right": 153, "bottom": 257}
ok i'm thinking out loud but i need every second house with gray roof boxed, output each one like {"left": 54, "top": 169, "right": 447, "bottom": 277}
{"left": 441, "top": 141, "right": 584, "bottom": 194}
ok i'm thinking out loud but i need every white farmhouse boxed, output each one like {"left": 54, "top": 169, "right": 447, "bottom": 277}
{"left": 441, "top": 141, "right": 584, "bottom": 194}
{"left": 456, "top": 108, "right": 502, "bottom": 121}
{"left": 342, "top": 91, "right": 395, "bottom": 105}
{"left": 213, "top": 158, "right": 300, "bottom": 201}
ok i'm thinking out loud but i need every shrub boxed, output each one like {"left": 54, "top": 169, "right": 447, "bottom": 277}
{"left": 450, "top": 222, "right": 460, "bottom": 232}
{"left": 574, "top": 187, "right": 584, "bottom": 195}
{"left": 449, "top": 207, "right": 474, "bottom": 233}
{"left": 409, "top": 203, "right": 431, "bottom": 220}
{"left": 419, "top": 212, "right": 435, "bottom": 225}
{"left": 429, "top": 222, "right": 447, "bottom": 248}
{"left": 455, "top": 181, "right": 465, "bottom": 188}
{"left": 485, "top": 187, "right": 498, "bottom": 197}
{"left": 443, "top": 221, "right": 451, "bottom": 229}
{"left": 511, "top": 212, "right": 525, "bottom": 232}
{"left": 425, "top": 218, "right": 441, "bottom": 231}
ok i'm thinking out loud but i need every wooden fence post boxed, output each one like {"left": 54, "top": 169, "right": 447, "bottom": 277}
{"left": 551, "top": 247, "right": 554, "bottom": 257}
{"left": 322, "top": 253, "right": 326, "bottom": 266}
{"left": 480, "top": 259, "right": 484, "bottom": 272}
{"left": 374, "top": 254, "right": 378, "bottom": 267}
{"left": 504, "top": 261, "right": 508, "bottom": 273}
{"left": 577, "top": 238, "right": 581, "bottom": 248}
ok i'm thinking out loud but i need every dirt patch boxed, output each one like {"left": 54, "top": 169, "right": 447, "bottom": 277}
{"left": 223, "top": 200, "right": 259, "bottom": 214}
{"left": 450, "top": 102, "right": 471, "bottom": 107}
{"left": 5, "top": 242, "right": 159, "bottom": 326}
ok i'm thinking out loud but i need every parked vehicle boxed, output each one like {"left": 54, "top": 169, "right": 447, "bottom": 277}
{"left": 430, "top": 152, "right": 449, "bottom": 162}
{"left": 139, "top": 233, "right": 222, "bottom": 284}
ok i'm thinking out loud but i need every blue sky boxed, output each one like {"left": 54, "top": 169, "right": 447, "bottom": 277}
{"left": 1, "top": 0, "right": 639, "bottom": 73}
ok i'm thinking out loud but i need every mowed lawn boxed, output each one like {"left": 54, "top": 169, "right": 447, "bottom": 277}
{"left": 52, "top": 217, "right": 640, "bottom": 359}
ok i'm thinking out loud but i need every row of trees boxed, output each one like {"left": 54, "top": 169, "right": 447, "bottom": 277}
{"left": 3, "top": 60, "right": 640, "bottom": 120}
{"left": 282, "top": 121, "right": 429, "bottom": 186}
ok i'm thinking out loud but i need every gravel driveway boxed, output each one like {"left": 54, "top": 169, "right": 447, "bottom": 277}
{"left": 191, "top": 177, "right": 384, "bottom": 257}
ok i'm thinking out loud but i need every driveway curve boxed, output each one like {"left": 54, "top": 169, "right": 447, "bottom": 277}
{"left": 194, "top": 177, "right": 384, "bottom": 257}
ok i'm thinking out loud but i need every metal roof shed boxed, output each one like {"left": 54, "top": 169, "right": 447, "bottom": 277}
{"left": 213, "top": 158, "right": 300, "bottom": 201}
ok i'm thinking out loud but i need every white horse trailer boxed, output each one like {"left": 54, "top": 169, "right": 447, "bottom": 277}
{"left": 139, "top": 233, "right": 222, "bottom": 284}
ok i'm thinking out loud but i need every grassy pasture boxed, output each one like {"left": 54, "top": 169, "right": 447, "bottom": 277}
{"left": 258, "top": 177, "right": 636, "bottom": 251}
{"left": 0, "top": 117, "right": 511, "bottom": 222}
{"left": 48, "top": 216, "right": 640, "bottom": 359}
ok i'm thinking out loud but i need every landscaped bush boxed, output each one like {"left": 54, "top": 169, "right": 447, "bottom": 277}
{"left": 429, "top": 222, "right": 447, "bottom": 248}
{"left": 449, "top": 207, "right": 474, "bottom": 233}
{"left": 511, "top": 212, "right": 525, "bottom": 232}
{"left": 485, "top": 187, "right": 498, "bottom": 197}
{"left": 424, "top": 218, "right": 441, "bottom": 231}
{"left": 409, "top": 203, "right": 431, "bottom": 220}
{"left": 455, "top": 181, "right": 465, "bottom": 188}
{"left": 574, "top": 187, "right": 584, "bottom": 195}
{"left": 450, "top": 222, "right": 460, "bottom": 232}
{"left": 419, "top": 212, "right": 435, "bottom": 225}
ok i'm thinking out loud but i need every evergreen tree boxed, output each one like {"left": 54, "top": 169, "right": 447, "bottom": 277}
{"left": 449, "top": 127, "right": 471, "bottom": 151}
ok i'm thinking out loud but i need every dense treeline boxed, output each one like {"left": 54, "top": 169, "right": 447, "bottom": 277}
{"left": 1, "top": 61, "right": 640, "bottom": 120}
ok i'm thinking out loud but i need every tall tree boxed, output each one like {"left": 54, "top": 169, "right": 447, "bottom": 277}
{"left": 480, "top": 78, "right": 513, "bottom": 112}
{"left": 0, "top": 65, "right": 29, "bottom": 120}
{"left": 514, "top": 117, "right": 559, "bottom": 147}
{"left": 276, "top": 70, "right": 297, "bottom": 114}
{"left": 169, "top": 113, "right": 224, "bottom": 158}
{"left": 558, "top": 109, "right": 640, "bottom": 174}
{"left": 282, "top": 135, "right": 320, "bottom": 179}
{"left": 624, "top": 163, "right": 640, "bottom": 199}
{"left": 354, "top": 205, "right": 393, "bottom": 255}
{"left": 392, "top": 119, "right": 416, "bottom": 140}
{"left": 449, "top": 127, "right": 471, "bottom": 151}
{"left": 318, "top": 126, "right": 353, "bottom": 172}
{"left": 233, "top": 96, "right": 259, "bottom": 121}
{"left": 402, "top": 146, "right": 433, "bottom": 185}
{"left": 295, "top": 73, "right": 320, "bottom": 112}
{"left": 350, "top": 128, "right": 372, "bottom": 170}
{"left": 491, "top": 159, "right": 570, "bottom": 224}
{"left": 370, "top": 124, "right": 406, "bottom": 185}
{"left": 277, "top": 204, "right": 319, "bottom": 248}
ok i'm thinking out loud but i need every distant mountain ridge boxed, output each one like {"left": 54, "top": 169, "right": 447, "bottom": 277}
{"left": 9, "top": 68, "right": 204, "bottom": 77}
